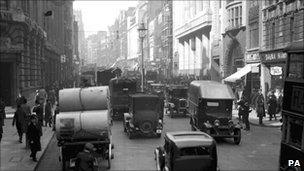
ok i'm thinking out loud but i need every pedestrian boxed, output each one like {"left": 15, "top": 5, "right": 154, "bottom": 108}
{"left": 276, "top": 89, "right": 283, "bottom": 115}
{"left": 237, "top": 96, "right": 246, "bottom": 122}
{"left": 267, "top": 90, "right": 277, "bottom": 121}
{"left": 12, "top": 105, "right": 27, "bottom": 143}
{"left": 33, "top": 100, "right": 44, "bottom": 127}
{"left": 45, "top": 99, "right": 52, "bottom": 127}
{"left": 20, "top": 97, "right": 31, "bottom": 148}
{"left": 53, "top": 103, "right": 59, "bottom": 131}
{"left": 75, "top": 143, "right": 96, "bottom": 171}
{"left": 27, "top": 114, "right": 42, "bottom": 162}
{"left": 0, "top": 97, "right": 5, "bottom": 142}
{"left": 255, "top": 89, "right": 265, "bottom": 125}
{"left": 240, "top": 98, "right": 252, "bottom": 131}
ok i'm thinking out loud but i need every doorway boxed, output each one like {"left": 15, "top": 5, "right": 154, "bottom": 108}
{"left": 0, "top": 62, "right": 13, "bottom": 106}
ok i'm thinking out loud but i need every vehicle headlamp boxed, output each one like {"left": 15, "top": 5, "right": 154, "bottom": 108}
{"left": 214, "top": 119, "right": 220, "bottom": 127}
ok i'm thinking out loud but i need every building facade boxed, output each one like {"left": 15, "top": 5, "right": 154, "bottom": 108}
{"left": 260, "top": 0, "right": 304, "bottom": 94}
{"left": 0, "top": 0, "right": 75, "bottom": 106}
{"left": 173, "top": 0, "right": 213, "bottom": 79}
{"left": 74, "top": 10, "right": 87, "bottom": 66}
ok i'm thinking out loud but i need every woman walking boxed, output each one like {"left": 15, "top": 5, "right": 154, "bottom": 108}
{"left": 27, "top": 114, "right": 42, "bottom": 162}
{"left": 267, "top": 90, "right": 277, "bottom": 121}
{"left": 256, "top": 89, "right": 265, "bottom": 125}
{"left": 12, "top": 106, "right": 27, "bottom": 143}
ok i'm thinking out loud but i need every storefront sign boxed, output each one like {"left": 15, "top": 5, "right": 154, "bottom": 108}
{"left": 270, "top": 66, "right": 282, "bottom": 75}
{"left": 251, "top": 66, "right": 259, "bottom": 73}
{"left": 262, "top": 51, "right": 287, "bottom": 62}
{"left": 246, "top": 53, "right": 260, "bottom": 62}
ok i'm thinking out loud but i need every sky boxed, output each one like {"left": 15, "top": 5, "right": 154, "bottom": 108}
{"left": 73, "top": 0, "right": 138, "bottom": 38}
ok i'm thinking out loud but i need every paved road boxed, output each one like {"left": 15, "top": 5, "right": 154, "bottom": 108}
{"left": 36, "top": 115, "right": 281, "bottom": 171}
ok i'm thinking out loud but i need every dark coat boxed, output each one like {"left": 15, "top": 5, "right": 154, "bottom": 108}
{"left": 256, "top": 94, "right": 265, "bottom": 117}
{"left": 27, "top": 122, "right": 42, "bottom": 151}
{"left": 45, "top": 102, "right": 52, "bottom": 123}
{"left": 13, "top": 107, "right": 27, "bottom": 133}
{"left": 267, "top": 94, "right": 277, "bottom": 115}
{"left": 33, "top": 105, "right": 44, "bottom": 125}
{"left": 76, "top": 151, "right": 95, "bottom": 171}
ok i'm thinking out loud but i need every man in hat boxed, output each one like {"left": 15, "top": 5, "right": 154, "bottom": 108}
{"left": 75, "top": 143, "right": 96, "bottom": 171}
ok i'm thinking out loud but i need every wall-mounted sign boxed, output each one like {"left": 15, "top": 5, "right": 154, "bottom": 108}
{"left": 251, "top": 65, "right": 259, "bottom": 73}
{"left": 246, "top": 53, "right": 260, "bottom": 62}
{"left": 261, "top": 51, "right": 287, "bottom": 62}
{"left": 270, "top": 66, "right": 282, "bottom": 75}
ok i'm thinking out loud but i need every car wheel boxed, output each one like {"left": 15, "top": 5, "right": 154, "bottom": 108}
{"left": 233, "top": 129, "right": 241, "bottom": 145}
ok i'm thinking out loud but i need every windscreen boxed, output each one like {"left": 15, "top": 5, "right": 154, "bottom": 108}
{"left": 134, "top": 98, "right": 159, "bottom": 111}
{"left": 171, "top": 89, "right": 187, "bottom": 98}
{"left": 204, "top": 100, "right": 232, "bottom": 117}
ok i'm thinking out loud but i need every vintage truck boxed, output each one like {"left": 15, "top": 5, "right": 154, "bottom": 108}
{"left": 56, "top": 86, "right": 113, "bottom": 170}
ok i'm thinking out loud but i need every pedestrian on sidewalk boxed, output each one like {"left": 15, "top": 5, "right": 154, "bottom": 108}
{"left": 0, "top": 97, "right": 5, "bottom": 142}
{"left": 20, "top": 97, "right": 31, "bottom": 149}
{"left": 33, "top": 100, "right": 44, "bottom": 127}
{"left": 45, "top": 99, "right": 52, "bottom": 127}
{"left": 27, "top": 114, "right": 42, "bottom": 162}
{"left": 237, "top": 96, "right": 246, "bottom": 122}
{"left": 256, "top": 89, "right": 265, "bottom": 125}
{"left": 241, "top": 99, "right": 252, "bottom": 131}
{"left": 53, "top": 103, "right": 59, "bottom": 131}
{"left": 12, "top": 105, "right": 27, "bottom": 143}
{"left": 267, "top": 90, "right": 277, "bottom": 121}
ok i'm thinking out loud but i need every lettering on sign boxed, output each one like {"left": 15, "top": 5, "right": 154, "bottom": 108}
{"left": 291, "top": 86, "right": 304, "bottom": 113}
{"left": 288, "top": 160, "right": 301, "bottom": 167}
{"left": 264, "top": 52, "right": 287, "bottom": 61}
{"left": 246, "top": 53, "right": 260, "bottom": 62}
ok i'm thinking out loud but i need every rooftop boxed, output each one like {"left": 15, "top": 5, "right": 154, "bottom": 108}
{"left": 165, "top": 131, "right": 214, "bottom": 148}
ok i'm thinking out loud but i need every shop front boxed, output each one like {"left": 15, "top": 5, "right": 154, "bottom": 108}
{"left": 260, "top": 50, "right": 287, "bottom": 95}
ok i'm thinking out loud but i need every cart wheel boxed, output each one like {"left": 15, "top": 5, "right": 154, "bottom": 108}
{"left": 107, "top": 144, "right": 111, "bottom": 169}
{"left": 233, "top": 129, "right": 241, "bottom": 145}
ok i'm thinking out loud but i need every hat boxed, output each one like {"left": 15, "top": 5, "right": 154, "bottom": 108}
{"left": 84, "top": 143, "right": 96, "bottom": 151}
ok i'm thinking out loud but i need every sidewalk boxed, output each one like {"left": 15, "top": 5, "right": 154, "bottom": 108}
{"left": 1, "top": 119, "right": 54, "bottom": 171}
{"left": 232, "top": 109, "right": 282, "bottom": 128}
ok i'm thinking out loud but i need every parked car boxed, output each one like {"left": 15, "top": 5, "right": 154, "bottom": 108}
{"left": 167, "top": 85, "right": 188, "bottom": 118}
{"left": 155, "top": 131, "right": 218, "bottom": 171}
{"left": 188, "top": 80, "right": 241, "bottom": 145}
{"left": 123, "top": 93, "right": 163, "bottom": 139}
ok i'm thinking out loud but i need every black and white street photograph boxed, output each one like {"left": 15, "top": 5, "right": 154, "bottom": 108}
{"left": 0, "top": 0, "right": 303, "bottom": 171}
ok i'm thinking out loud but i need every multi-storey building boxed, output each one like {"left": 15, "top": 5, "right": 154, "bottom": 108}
{"left": 74, "top": 10, "right": 87, "bottom": 66}
{"left": 260, "top": 0, "right": 304, "bottom": 93}
{"left": 222, "top": 0, "right": 247, "bottom": 78}
{"left": 86, "top": 31, "right": 107, "bottom": 65}
{"left": 173, "top": 0, "right": 213, "bottom": 79}
{"left": 0, "top": 0, "right": 75, "bottom": 106}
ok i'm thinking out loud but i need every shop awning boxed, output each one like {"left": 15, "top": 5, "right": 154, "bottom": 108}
{"left": 224, "top": 63, "right": 260, "bottom": 82}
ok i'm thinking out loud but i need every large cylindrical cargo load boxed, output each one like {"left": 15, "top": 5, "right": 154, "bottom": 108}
{"left": 56, "top": 110, "right": 110, "bottom": 140}
{"left": 59, "top": 86, "right": 109, "bottom": 112}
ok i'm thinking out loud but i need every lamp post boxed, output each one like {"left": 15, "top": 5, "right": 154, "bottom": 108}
{"left": 138, "top": 22, "right": 147, "bottom": 92}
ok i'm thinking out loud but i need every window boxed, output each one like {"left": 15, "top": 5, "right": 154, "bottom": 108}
{"left": 179, "top": 146, "right": 210, "bottom": 156}
{"left": 228, "top": 5, "right": 243, "bottom": 28}
{"left": 290, "top": 17, "right": 294, "bottom": 42}
{"left": 287, "top": 54, "right": 304, "bottom": 79}
{"left": 0, "top": 0, "right": 9, "bottom": 10}
{"left": 213, "top": 56, "right": 220, "bottom": 66}
{"left": 249, "top": 22, "right": 259, "bottom": 48}
{"left": 271, "top": 22, "right": 275, "bottom": 49}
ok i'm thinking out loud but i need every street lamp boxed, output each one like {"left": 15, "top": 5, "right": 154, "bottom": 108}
{"left": 138, "top": 22, "right": 147, "bottom": 92}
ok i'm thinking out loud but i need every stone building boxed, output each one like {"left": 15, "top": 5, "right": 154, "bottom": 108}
{"left": 0, "top": 0, "right": 75, "bottom": 106}
{"left": 260, "top": 0, "right": 304, "bottom": 93}
{"left": 222, "top": 0, "right": 247, "bottom": 78}
{"left": 173, "top": 0, "right": 213, "bottom": 79}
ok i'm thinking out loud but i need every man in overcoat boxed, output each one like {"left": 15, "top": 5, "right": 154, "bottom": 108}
{"left": 27, "top": 114, "right": 42, "bottom": 162}
{"left": 256, "top": 89, "right": 265, "bottom": 125}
